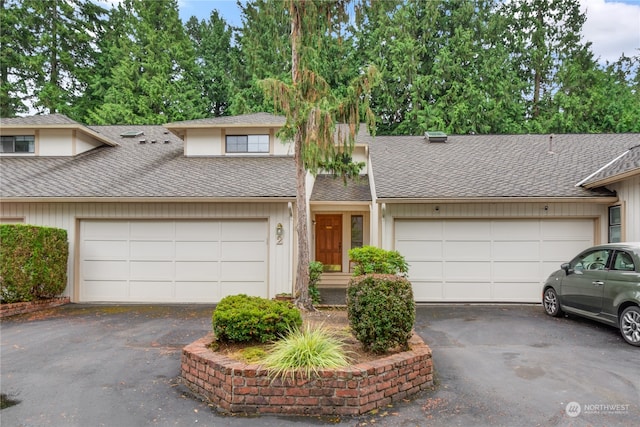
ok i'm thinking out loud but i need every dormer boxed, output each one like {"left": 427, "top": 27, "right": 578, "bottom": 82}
{"left": 165, "top": 113, "right": 292, "bottom": 157}
{"left": 0, "top": 114, "right": 118, "bottom": 156}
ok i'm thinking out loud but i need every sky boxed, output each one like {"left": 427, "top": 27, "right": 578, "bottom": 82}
{"left": 176, "top": 0, "right": 640, "bottom": 65}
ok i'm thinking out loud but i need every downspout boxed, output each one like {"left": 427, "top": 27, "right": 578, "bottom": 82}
{"left": 381, "top": 203, "right": 386, "bottom": 249}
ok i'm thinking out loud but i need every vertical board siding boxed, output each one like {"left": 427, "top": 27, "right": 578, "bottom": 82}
{"left": 611, "top": 177, "right": 640, "bottom": 241}
{"left": 1, "top": 202, "right": 292, "bottom": 301}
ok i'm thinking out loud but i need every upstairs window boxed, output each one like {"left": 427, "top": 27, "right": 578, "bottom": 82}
{"left": 609, "top": 205, "right": 621, "bottom": 243}
{"left": 226, "top": 135, "right": 269, "bottom": 153}
{"left": 1, "top": 135, "right": 35, "bottom": 153}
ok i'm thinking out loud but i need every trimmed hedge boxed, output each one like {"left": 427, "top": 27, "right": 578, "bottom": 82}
{"left": 0, "top": 224, "right": 69, "bottom": 303}
{"left": 212, "top": 294, "right": 302, "bottom": 343}
{"left": 346, "top": 274, "right": 415, "bottom": 354}
{"left": 348, "top": 246, "right": 408, "bottom": 277}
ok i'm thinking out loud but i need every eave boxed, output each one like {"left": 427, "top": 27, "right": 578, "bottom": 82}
{"left": 2, "top": 124, "right": 120, "bottom": 147}
{"left": 581, "top": 168, "right": 640, "bottom": 189}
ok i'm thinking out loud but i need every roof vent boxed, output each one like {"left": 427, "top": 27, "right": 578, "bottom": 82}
{"left": 139, "top": 139, "right": 146, "bottom": 144}
{"left": 120, "top": 130, "right": 144, "bottom": 138}
{"left": 163, "top": 139, "right": 170, "bottom": 144}
{"left": 425, "top": 131, "right": 447, "bottom": 143}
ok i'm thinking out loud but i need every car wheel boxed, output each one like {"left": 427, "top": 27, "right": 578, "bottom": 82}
{"left": 620, "top": 306, "right": 640, "bottom": 347}
{"left": 543, "top": 288, "right": 562, "bottom": 317}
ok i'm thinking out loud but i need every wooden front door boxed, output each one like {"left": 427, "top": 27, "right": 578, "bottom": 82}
{"left": 315, "top": 214, "right": 342, "bottom": 271}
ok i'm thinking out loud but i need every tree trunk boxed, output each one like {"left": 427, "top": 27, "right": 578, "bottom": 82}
{"left": 290, "top": 0, "right": 314, "bottom": 311}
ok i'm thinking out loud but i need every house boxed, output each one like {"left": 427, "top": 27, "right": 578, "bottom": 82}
{"left": 1, "top": 114, "right": 638, "bottom": 304}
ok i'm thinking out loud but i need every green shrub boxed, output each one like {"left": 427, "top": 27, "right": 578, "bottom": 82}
{"left": 212, "top": 294, "right": 302, "bottom": 343}
{"left": 348, "top": 246, "right": 408, "bottom": 277}
{"left": 309, "top": 261, "right": 323, "bottom": 304}
{"left": 262, "top": 324, "right": 351, "bottom": 380}
{"left": 0, "top": 224, "right": 68, "bottom": 303}
{"left": 346, "top": 274, "right": 415, "bottom": 354}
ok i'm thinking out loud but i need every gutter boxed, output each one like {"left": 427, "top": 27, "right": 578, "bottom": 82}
{"left": 374, "top": 196, "right": 618, "bottom": 204}
{"left": 0, "top": 197, "right": 298, "bottom": 203}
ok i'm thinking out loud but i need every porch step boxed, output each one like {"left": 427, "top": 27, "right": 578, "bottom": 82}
{"left": 319, "top": 272, "right": 351, "bottom": 288}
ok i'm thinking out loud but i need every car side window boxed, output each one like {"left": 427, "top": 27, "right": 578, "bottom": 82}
{"left": 612, "top": 251, "right": 635, "bottom": 272}
{"left": 572, "top": 249, "right": 611, "bottom": 271}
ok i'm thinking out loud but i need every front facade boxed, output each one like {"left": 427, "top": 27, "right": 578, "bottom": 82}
{"left": 2, "top": 114, "right": 638, "bottom": 304}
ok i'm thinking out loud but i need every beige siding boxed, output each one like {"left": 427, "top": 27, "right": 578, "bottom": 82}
{"left": 0, "top": 202, "right": 293, "bottom": 302}
{"left": 381, "top": 202, "right": 609, "bottom": 249}
{"left": 610, "top": 176, "right": 640, "bottom": 241}
{"left": 184, "top": 127, "right": 292, "bottom": 156}
{"left": 39, "top": 129, "right": 73, "bottom": 156}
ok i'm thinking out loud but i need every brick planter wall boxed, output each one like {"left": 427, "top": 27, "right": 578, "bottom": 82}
{"left": 0, "top": 297, "right": 70, "bottom": 318}
{"left": 181, "top": 333, "right": 433, "bottom": 416}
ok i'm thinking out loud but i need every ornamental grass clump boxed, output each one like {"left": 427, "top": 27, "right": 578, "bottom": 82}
{"left": 262, "top": 324, "right": 352, "bottom": 380}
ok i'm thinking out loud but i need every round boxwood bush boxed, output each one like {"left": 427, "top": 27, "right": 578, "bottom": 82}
{"left": 212, "top": 294, "right": 302, "bottom": 343}
{"left": 346, "top": 274, "right": 415, "bottom": 354}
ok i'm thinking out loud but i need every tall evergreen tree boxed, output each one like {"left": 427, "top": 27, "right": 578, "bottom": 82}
{"left": 0, "top": 0, "right": 29, "bottom": 117}
{"left": 262, "top": 0, "right": 379, "bottom": 310}
{"left": 185, "top": 10, "right": 235, "bottom": 117}
{"left": 86, "top": 0, "right": 205, "bottom": 125}
{"left": 1, "top": 0, "right": 106, "bottom": 118}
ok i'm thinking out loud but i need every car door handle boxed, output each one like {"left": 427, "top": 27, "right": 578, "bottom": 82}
{"left": 592, "top": 281, "right": 604, "bottom": 286}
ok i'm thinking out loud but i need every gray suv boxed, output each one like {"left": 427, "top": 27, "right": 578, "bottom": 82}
{"left": 542, "top": 242, "right": 640, "bottom": 346}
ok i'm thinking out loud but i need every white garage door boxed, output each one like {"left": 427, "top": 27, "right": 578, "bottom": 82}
{"left": 394, "top": 219, "right": 594, "bottom": 302}
{"left": 79, "top": 220, "right": 268, "bottom": 303}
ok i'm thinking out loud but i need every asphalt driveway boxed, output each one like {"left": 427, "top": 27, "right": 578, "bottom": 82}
{"left": 1, "top": 304, "right": 638, "bottom": 427}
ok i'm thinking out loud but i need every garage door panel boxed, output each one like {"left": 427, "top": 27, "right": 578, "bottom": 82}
{"left": 445, "top": 221, "right": 491, "bottom": 239}
{"left": 493, "top": 282, "right": 541, "bottom": 301}
{"left": 130, "top": 261, "right": 174, "bottom": 280}
{"left": 221, "top": 241, "right": 265, "bottom": 261}
{"left": 83, "top": 260, "right": 129, "bottom": 280}
{"left": 130, "top": 222, "right": 174, "bottom": 239}
{"left": 395, "top": 218, "right": 593, "bottom": 302}
{"left": 396, "top": 220, "right": 442, "bottom": 240}
{"left": 175, "top": 262, "right": 219, "bottom": 281}
{"left": 408, "top": 261, "right": 443, "bottom": 280}
{"left": 397, "top": 241, "right": 442, "bottom": 259}
{"left": 130, "top": 241, "right": 174, "bottom": 259}
{"left": 83, "top": 240, "right": 128, "bottom": 259}
{"left": 222, "top": 221, "right": 265, "bottom": 240}
{"left": 221, "top": 261, "right": 265, "bottom": 281}
{"left": 175, "top": 282, "right": 217, "bottom": 302}
{"left": 492, "top": 221, "right": 540, "bottom": 239}
{"left": 82, "top": 281, "right": 129, "bottom": 299}
{"left": 129, "top": 281, "right": 174, "bottom": 300}
{"left": 445, "top": 282, "right": 492, "bottom": 301}
{"left": 493, "top": 241, "right": 539, "bottom": 260}
{"left": 175, "top": 241, "right": 220, "bottom": 261}
{"left": 445, "top": 261, "right": 491, "bottom": 280}
{"left": 176, "top": 221, "right": 220, "bottom": 240}
{"left": 410, "top": 281, "right": 444, "bottom": 301}
{"left": 493, "top": 261, "right": 540, "bottom": 280}
{"left": 80, "top": 219, "right": 268, "bottom": 302}
{"left": 83, "top": 221, "right": 129, "bottom": 239}
{"left": 444, "top": 241, "right": 490, "bottom": 260}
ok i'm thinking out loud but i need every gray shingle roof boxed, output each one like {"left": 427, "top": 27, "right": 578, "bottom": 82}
{"left": 366, "top": 133, "right": 639, "bottom": 199}
{"left": 310, "top": 175, "right": 371, "bottom": 201}
{"left": 580, "top": 144, "right": 640, "bottom": 187}
{"left": 0, "top": 125, "right": 297, "bottom": 199}
{"left": 165, "top": 113, "right": 286, "bottom": 127}
{"left": 1, "top": 114, "right": 80, "bottom": 126}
